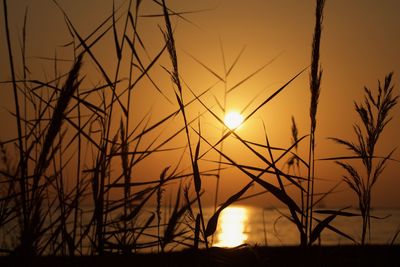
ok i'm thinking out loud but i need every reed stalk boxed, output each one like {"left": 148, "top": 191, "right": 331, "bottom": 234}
{"left": 332, "top": 73, "right": 398, "bottom": 245}
{"left": 306, "top": 0, "right": 325, "bottom": 246}
{"left": 161, "top": 0, "right": 208, "bottom": 249}
{"left": 2, "top": 0, "right": 28, "bottom": 238}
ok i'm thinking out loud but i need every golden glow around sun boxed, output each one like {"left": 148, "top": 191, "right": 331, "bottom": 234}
{"left": 224, "top": 111, "right": 244, "bottom": 129}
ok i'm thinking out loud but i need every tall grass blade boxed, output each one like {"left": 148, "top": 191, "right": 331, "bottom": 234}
{"left": 112, "top": 0, "right": 122, "bottom": 60}
{"left": 306, "top": 0, "right": 325, "bottom": 245}
{"left": 3, "top": 0, "right": 28, "bottom": 234}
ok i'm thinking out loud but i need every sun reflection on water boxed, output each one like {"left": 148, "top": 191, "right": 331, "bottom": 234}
{"left": 214, "top": 206, "right": 249, "bottom": 247}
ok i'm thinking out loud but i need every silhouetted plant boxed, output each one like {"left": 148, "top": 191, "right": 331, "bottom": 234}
{"left": 305, "top": 0, "right": 325, "bottom": 246}
{"left": 332, "top": 72, "right": 398, "bottom": 245}
{"left": 2, "top": 0, "right": 396, "bottom": 257}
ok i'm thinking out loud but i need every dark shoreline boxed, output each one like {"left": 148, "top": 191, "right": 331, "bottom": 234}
{"left": 1, "top": 245, "right": 399, "bottom": 267}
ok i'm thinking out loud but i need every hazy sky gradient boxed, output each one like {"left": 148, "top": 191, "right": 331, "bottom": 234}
{"left": 1, "top": 0, "right": 400, "bottom": 208}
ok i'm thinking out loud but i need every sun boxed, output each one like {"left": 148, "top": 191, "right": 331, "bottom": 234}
{"left": 224, "top": 111, "right": 244, "bottom": 130}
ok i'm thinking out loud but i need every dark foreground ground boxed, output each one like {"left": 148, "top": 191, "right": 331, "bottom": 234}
{"left": 1, "top": 245, "right": 399, "bottom": 267}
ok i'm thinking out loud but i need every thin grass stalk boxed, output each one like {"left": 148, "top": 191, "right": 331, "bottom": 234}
{"left": 21, "top": 7, "right": 29, "bottom": 170}
{"left": 51, "top": 50, "right": 68, "bottom": 256}
{"left": 95, "top": 157, "right": 105, "bottom": 254}
{"left": 105, "top": 2, "right": 134, "bottom": 251}
{"left": 287, "top": 117, "right": 304, "bottom": 225}
{"left": 53, "top": 137, "right": 67, "bottom": 255}
{"left": 101, "top": 2, "right": 125, "bottom": 251}
{"left": 161, "top": 0, "right": 208, "bottom": 249}
{"left": 123, "top": 1, "right": 136, "bottom": 251}
{"left": 0, "top": 143, "right": 17, "bottom": 231}
{"left": 118, "top": 120, "right": 132, "bottom": 251}
{"left": 306, "top": 0, "right": 324, "bottom": 246}
{"left": 3, "top": 0, "right": 28, "bottom": 238}
{"left": 19, "top": 8, "right": 35, "bottom": 252}
{"left": 104, "top": 0, "right": 133, "bottom": 146}
{"left": 62, "top": 22, "right": 81, "bottom": 254}
{"left": 211, "top": 114, "right": 225, "bottom": 246}
{"left": 214, "top": 40, "right": 228, "bottom": 214}
{"left": 96, "top": 131, "right": 117, "bottom": 254}
{"left": 156, "top": 175, "right": 164, "bottom": 252}
{"left": 73, "top": 51, "right": 82, "bottom": 255}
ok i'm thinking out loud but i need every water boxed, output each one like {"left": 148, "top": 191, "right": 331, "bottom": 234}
{"left": 3, "top": 205, "right": 398, "bottom": 255}
{"left": 209, "top": 206, "right": 400, "bottom": 247}
{"left": 86, "top": 205, "right": 400, "bottom": 250}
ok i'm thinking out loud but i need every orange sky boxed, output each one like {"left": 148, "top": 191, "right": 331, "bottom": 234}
{"left": 1, "top": 0, "right": 400, "bottom": 208}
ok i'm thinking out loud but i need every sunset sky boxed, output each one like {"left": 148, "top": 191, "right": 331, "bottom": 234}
{"left": 1, "top": 0, "right": 400, "bottom": 208}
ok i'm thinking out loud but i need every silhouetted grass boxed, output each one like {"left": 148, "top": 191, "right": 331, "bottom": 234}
{"left": 0, "top": 0, "right": 398, "bottom": 264}
{"left": 331, "top": 73, "right": 398, "bottom": 245}
{"left": 305, "top": 0, "right": 325, "bottom": 246}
